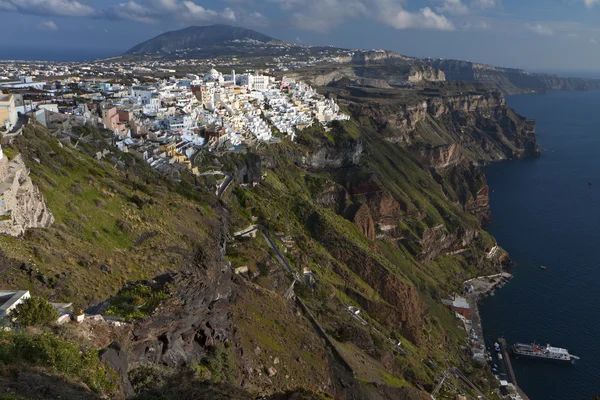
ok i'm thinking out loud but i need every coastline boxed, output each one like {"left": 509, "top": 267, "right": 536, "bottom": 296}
{"left": 462, "top": 273, "right": 531, "bottom": 400}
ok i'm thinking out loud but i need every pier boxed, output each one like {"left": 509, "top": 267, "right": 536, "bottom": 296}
{"left": 498, "top": 338, "right": 530, "bottom": 400}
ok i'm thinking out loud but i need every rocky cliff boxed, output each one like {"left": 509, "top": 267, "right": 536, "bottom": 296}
{"left": 0, "top": 154, "right": 54, "bottom": 236}
{"left": 340, "top": 87, "right": 539, "bottom": 164}
{"left": 427, "top": 59, "right": 600, "bottom": 94}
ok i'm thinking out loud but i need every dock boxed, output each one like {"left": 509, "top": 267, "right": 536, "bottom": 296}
{"left": 498, "top": 338, "right": 530, "bottom": 400}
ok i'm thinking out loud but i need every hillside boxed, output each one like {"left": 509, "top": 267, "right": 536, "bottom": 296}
{"left": 0, "top": 81, "right": 538, "bottom": 399}
{"left": 125, "top": 24, "right": 277, "bottom": 54}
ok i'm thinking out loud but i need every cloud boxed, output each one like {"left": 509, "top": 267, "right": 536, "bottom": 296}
{"left": 437, "top": 0, "right": 469, "bottom": 15}
{"left": 283, "top": 0, "right": 367, "bottom": 32}
{"left": 471, "top": 0, "right": 497, "bottom": 8}
{"left": 271, "top": 0, "right": 455, "bottom": 32}
{"left": 0, "top": 0, "right": 263, "bottom": 26}
{"left": 585, "top": 0, "right": 600, "bottom": 8}
{"left": 528, "top": 23, "right": 553, "bottom": 36}
{"left": 109, "top": 0, "right": 242, "bottom": 24}
{"left": 591, "top": 37, "right": 597, "bottom": 44}
{"left": 380, "top": 7, "right": 455, "bottom": 30}
{"left": 38, "top": 20, "right": 57, "bottom": 30}
{"left": 463, "top": 20, "right": 490, "bottom": 30}
{"left": 0, "top": 0, "right": 98, "bottom": 17}
{"left": 568, "top": 32, "right": 578, "bottom": 38}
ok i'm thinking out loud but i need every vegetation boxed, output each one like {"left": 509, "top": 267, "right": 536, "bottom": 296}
{"left": 197, "top": 344, "right": 237, "bottom": 384}
{"left": 103, "top": 284, "right": 170, "bottom": 321}
{"left": 0, "top": 331, "right": 118, "bottom": 394}
{"left": 12, "top": 296, "right": 58, "bottom": 327}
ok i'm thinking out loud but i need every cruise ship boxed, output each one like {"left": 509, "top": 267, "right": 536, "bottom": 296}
{"left": 512, "top": 342, "right": 580, "bottom": 363}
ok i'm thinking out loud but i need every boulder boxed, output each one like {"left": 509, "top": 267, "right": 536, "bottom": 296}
{"left": 99, "top": 341, "right": 134, "bottom": 397}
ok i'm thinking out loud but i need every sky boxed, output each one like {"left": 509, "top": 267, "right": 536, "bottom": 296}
{"left": 2, "top": 0, "right": 600, "bottom": 73}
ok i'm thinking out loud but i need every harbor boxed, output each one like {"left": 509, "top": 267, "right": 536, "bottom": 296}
{"left": 445, "top": 272, "right": 532, "bottom": 399}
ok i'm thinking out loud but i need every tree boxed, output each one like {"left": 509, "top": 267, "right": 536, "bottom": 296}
{"left": 12, "top": 296, "right": 58, "bottom": 326}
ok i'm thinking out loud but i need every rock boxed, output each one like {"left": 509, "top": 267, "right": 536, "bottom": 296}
{"left": 254, "top": 346, "right": 261, "bottom": 355}
{"left": 0, "top": 155, "right": 54, "bottom": 237}
{"left": 99, "top": 342, "right": 134, "bottom": 397}
{"left": 234, "top": 266, "right": 249, "bottom": 275}
{"left": 273, "top": 357, "right": 280, "bottom": 365}
{"left": 100, "top": 264, "right": 112, "bottom": 273}
{"left": 266, "top": 367, "right": 277, "bottom": 377}
{"left": 56, "top": 314, "right": 71, "bottom": 324}
{"left": 36, "top": 273, "right": 49, "bottom": 286}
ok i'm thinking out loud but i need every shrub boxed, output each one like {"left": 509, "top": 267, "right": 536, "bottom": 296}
{"left": 12, "top": 296, "right": 58, "bottom": 327}
{"left": 0, "top": 331, "right": 117, "bottom": 394}
{"left": 103, "top": 285, "right": 170, "bottom": 321}
{"left": 202, "top": 344, "right": 236, "bottom": 384}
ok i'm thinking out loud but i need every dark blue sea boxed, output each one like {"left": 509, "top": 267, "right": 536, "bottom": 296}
{"left": 479, "top": 90, "right": 600, "bottom": 400}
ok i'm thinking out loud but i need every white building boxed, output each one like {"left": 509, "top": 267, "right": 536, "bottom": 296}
{"left": 0, "top": 290, "right": 30, "bottom": 319}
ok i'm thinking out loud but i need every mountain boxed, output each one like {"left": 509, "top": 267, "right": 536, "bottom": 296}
{"left": 125, "top": 24, "right": 277, "bottom": 54}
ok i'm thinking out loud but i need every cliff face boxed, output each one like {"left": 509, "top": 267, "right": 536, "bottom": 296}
{"left": 346, "top": 89, "right": 540, "bottom": 164}
{"left": 428, "top": 59, "right": 600, "bottom": 94}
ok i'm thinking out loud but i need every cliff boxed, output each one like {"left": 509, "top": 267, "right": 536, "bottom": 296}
{"left": 0, "top": 83, "right": 535, "bottom": 399}
{"left": 427, "top": 59, "right": 600, "bottom": 94}
{"left": 342, "top": 88, "right": 539, "bottom": 163}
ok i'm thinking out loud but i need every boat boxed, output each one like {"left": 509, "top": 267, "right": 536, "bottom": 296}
{"left": 512, "top": 342, "right": 579, "bottom": 363}
{"left": 541, "top": 265, "right": 548, "bottom": 270}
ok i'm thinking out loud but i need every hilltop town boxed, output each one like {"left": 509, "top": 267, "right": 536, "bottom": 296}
{"left": 0, "top": 61, "right": 349, "bottom": 176}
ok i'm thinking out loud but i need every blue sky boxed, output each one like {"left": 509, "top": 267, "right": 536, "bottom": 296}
{"left": 2, "top": 0, "right": 600, "bottom": 73}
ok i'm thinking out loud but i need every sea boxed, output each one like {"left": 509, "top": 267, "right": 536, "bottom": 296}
{"left": 479, "top": 90, "right": 600, "bottom": 399}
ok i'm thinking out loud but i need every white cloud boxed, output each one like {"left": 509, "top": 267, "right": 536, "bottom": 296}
{"left": 568, "top": 32, "right": 578, "bottom": 38}
{"left": 284, "top": 0, "right": 366, "bottom": 32}
{"left": 471, "top": 0, "right": 497, "bottom": 8}
{"left": 109, "top": 0, "right": 243, "bottom": 24}
{"left": 38, "top": 20, "right": 57, "bottom": 30}
{"left": 585, "top": 0, "right": 600, "bottom": 8}
{"left": 274, "top": 0, "right": 455, "bottom": 32}
{"left": 0, "top": 1, "right": 17, "bottom": 11}
{"left": 380, "top": 7, "right": 455, "bottom": 30}
{"left": 0, "top": 0, "right": 97, "bottom": 17}
{"left": 463, "top": 20, "right": 490, "bottom": 30}
{"left": 528, "top": 23, "right": 553, "bottom": 36}
{"left": 437, "top": 0, "right": 469, "bottom": 15}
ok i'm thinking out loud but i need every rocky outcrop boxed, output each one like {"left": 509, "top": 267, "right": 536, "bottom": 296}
{"left": 0, "top": 154, "right": 54, "bottom": 236}
{"left": 99, "top": 341, "right": 134, "bottom": 397}
{"left": 408, "top": 66, "right": 446, "bottom": 82}
{"left": 129, "top": 261, "right": 234, "bottom": 367}
{"left": 303, "top": 140, "right": 364, "bottom": 170}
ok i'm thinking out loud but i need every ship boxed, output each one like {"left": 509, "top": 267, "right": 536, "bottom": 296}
{"left": 512, "top": 342, "right": 580, "bottom": 363}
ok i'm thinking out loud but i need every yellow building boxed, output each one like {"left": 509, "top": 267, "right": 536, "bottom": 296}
{"left": 0, "top": 94, "right": 17, "bottom": 132}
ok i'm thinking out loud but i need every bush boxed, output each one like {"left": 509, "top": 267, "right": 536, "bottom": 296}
{"left": 0, "top": 331, "right": 117, "bottom": 394}
{"left": 103, "top": 285, "right": 170, "bottom": 321}
{"left": 12, "top": 296, "right": 58, "bottom": 327}
{"left": 202, "top": 344, "right": 236, "bottom": 384}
